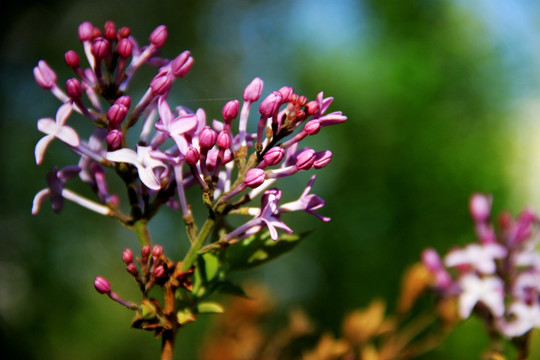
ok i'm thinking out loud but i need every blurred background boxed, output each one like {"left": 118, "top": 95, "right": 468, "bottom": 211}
{"left": 2, "top": 0, "right": 540, "bottom": 358}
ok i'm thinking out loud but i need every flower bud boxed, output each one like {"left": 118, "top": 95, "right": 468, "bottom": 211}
{"left": 262, "top": 147, "right": 285, "bottom": 166}
{"left": 243, "top": 77, "right": 264, "bottom": 102}
{"left": 107, "top": 104, "right": 128, "bottom": 126}
{"left": 94, "top": 276, "right": 111, "bottom": 294}
{"left": 259, "top": 91, "right": 282, "bottom": 117}
{"left": 152, "top": 245, "right": 163, "bottom": 258}
{"left": 295, "top": 149, "right": 316, "bottom": 170}
{"left": 117, "top": 38, "right": 133, "bottom": 58}
{"left": 115, "top": 95, "right": 131, "bottom": 109}
{"left": 216, "top": 131, "right": 231, "bottom": 149}
{"left": 199, "top": 126, "right": 217, "bottom": 149}
{"left": 185, "top": 146, "right": 200, "bottom": 166}
{"left": 149, "top": 25, "right": 167, "bottom": 48}
{"left": 278, "top": 86, "right": 294, "bottom": 102}
{"left": 469, "top": 194, "right": 491, "bottom": 223}
{"left": 305, "top": 101, "right": 319, "bottom": 116}
{"left": 154, "top": 265, "right": 165, "bottom": 278}
{"left": 104, "top": 20, "right": 117, "bottom": 42}
{"left": 91, "top": 37, "right": 110, "bottom": 60}
{"left": 126, "top": 263, "right": 139, "bottom": 276}
{"left": 33, "top": 60, "right": 57, "bottom": 89}
{"left": 141, "top": 244, "right": 151, "bottom": 258}
{"left": 304, "top": 120, "right": 321, "bottom": 135}
{"left": 118, "top": 26, "right": 131, "bottom": 39}
{"left": 106, "top": 129, "right": 123, "bottom": 150}
{"left": 122, "top": 248, "right": 133, "bottom": 264}
{"left": 421, "top": 249, "right": 442, "bottom": 272}
{"left": 313, "top": 150, "right": 332, "bottom": 169}
{"left": 78, "top": 21, "right": 94, "bottom": 41}
{"left": 222, "top": 99, "right": 239, "bottom": 124}
{"left": 150, "top": 71, "right": 172, "bottom": 95}
{"left": 171, "top": 51, "right": 192, "bottom": 77}
{"left": 64, "top": 50, "right": 80, "bottom": 69}
{"left": 245, "top": 168, "right": 266, "bottom": 188}
{"left": 66, "top": 78, "right": 83, "bottom": 99}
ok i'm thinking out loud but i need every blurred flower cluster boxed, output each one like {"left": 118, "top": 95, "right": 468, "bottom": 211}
{"left": 31, "top": 20, "right": 346, "bottom": 359}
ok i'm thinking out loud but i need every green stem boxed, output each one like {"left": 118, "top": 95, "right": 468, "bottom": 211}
{"left": 133, "top": 220, "right": 152, "bottom": 248}
{"left": 179, "top": 215, "right": 215, "bottom": 272}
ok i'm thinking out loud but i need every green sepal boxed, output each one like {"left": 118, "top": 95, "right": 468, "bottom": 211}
{"left": 197, "top": 301, "right": 225, "bottom": 314}
{"left": 221, "top": 230, "right": 309, "bottom": 271}
{"left": 176, "top": 308, "right": 196, "bottom": 325}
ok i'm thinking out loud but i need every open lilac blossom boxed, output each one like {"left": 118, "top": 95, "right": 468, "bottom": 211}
{"left": 106, "top": 145, "right": 167, "bottom": 190}
{"left": 279, "top": 175, "right": 330, "bottom": 222}
{"left": 458, "top": 274, "right": 505, "bottom": 319}
{"left": 444, "top": 243, "right": 507, "bottom": 275}
{"left": 35, "top": 102, "right": 80, "bottom": 165}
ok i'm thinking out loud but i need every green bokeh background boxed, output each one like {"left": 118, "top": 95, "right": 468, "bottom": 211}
{"left": 2, "top": 0, "right": 540, "bottom": 358}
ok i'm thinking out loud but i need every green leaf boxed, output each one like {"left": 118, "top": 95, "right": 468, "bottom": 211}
{"left": 197, "top": 301, "right": 225, "bottom": 314}
{"left": 222, "top": 230, "right": 310, "bottom": 271}
{"left": 192, "top": 252, "right": 222, "bottom": 297}
{"left": 212, "top": 279, "right": 249, "bottom": 298}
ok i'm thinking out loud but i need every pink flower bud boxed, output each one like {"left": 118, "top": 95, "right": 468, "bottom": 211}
{"left": 245, "top": 168, "right": 266, "bottom": 188}
{"left": 295, "top": 149, "right": 316, "bottom": 170}
{"left": 185, "top": 146, "right": 200, "bottom": 166}
{"left": 116, "top": 38, "right": 133, "bottom": 58}
{"left": 115, "top": 95, "right": 131, "bottom": 109}
{"left": 222, "top": 99, "right": 239, "bottom": 124}
{"left": 126, "top": 263, "right": 138, "bottom": 276}
{"left": 107, "top": 104, "right": 128, "bottom": 126}
{"left": 304, "top": 120, "right": 321, "bottom": 135}
{"left": 422, "top": 249, "right": 442, "bottom": 272}
{"left": 199, "top": 126, "right": 217, "bottom": 149}
{"left": 66, "top": 78, "right": 83, "bottom": 99}
{"left": 91, "top": 37, "right": 110, "bottom": 60}
{"left": 171, "top": 51, "right": 192, "bottom": 77}
{"left": 243, "top": 77, "right": 264, "bottom": 102}
{"left": 152, "top": 245, "right": 163, "bottom": 258}
{"left": 141, "top": 245, "right": 151, "bottom": 257}
{"left": 122, "top": 248, "right": 134, "bottom": 264}
{"left": 118, "top": 26, "right": 131, "bottom": 39}
{"left": 305, "top": 101, "right": 319, "bottom": 116}
{"left": 263, "top": 147, "right": 285, "bottom": 166}
{"left": 78, "top": 21, "right": 94, "bottom": 41}
{"left": 103, "top": 20, "right": 117, "bottom": 42}
{"left": 469, "top": 194, "right": 492, "bottom": 223}
{"left": 313, "top": 150, "right": 332, "bottom": 169}
{"left": 150, "top": 71, "right": 172, "bottom": 95}
{"left": 33, "top": 60, "right": 57, "bottom": 89}
{"left": 94, "top": 276, "right": 111, "bottom": 294}
{"left": 149, "top": 25, "right": 167, "bottom": 48}
{"left": 106, "top": 129, "right": 123, "bottom": 150}
{"left": 64, "top": 50, "right": 80, "bottom": 69}
{"left": 217, "top": 131, "right": 231, "bottom": 149}
{"left": 259, "top": 91, "right": 282, "bottom": 117}
{"left": 278, "top": 86, "right": 294, "bottom": 102}
{"left": 154, "top": 265, "right": 165, "bottom": 278}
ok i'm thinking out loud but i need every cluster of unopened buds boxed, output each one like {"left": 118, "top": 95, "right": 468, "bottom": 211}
{"left": 31, "top": 20, "right": 346, "bottom": 346}
{"left": 422, "top": 194, "right": 540, "bottom": 340}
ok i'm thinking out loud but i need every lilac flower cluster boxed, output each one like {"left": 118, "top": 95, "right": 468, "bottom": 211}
{"left": 422, "top": 194, "right": 540, "bottom": 338}
{"left": 31, "top": 20, "right": 346, "bottom": 245}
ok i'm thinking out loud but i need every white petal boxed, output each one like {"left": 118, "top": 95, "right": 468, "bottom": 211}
{"left": 55, "top": 102, "right": 73, "bottom": 125}
{"left": 35, "top": 135, "right": 53, "bottom": 165}
{"left": 37, "top": 118, "right": 57, "bottom": 135}
{"left": 137, "top": 166, "right": 161, "bottom": 190}
{"left": 106, "top": 148, "right": 139, "bottom": 166}
{"left": 32, "top": 188, "right": 51, "bottom": 215}
{"left": 55, "top": 125, "right": 80, "bottom": 147}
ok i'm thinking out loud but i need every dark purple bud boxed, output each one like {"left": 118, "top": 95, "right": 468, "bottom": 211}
{"left": 245, "top": 168, "right": 266, "bottom": 188}
{"left": 263, "top": 147, "right": 285, "bottom": 166}
{"left": 295, "top": 149, "right": 316, "bottom": 170}
{"left": 259, "top": 91, "right": 282, "bottom": 117}
{"left": 106, "top": 129, "right": 123, "bottom": 150}
{"left": 66, "top": 78, "right": 83, "bottom": 99}
{"left": 199, "top": 126, "right": 217, "bottom": 149}
{"left": 115, "top": 95, "right": 131, "bottom": 109}
{"left": 185, "top": 146, "right": 200, "bottom": 166}
{"left": 94, "top": 276, "right": 111, "bottom": 294}
{"left": 122, "top": 248, "right": 134, "bottom": 264}
{"left": 305, "top": 101, "right": 319, "bottom": 116}
{"left": 154, "top": 265, "right": 165, "bottom": 278}
{"left": 313, "top": 150, "right": 332, "bottom": 169}
{"left": 103, "top": 20, "right": 117, "bottom": 42}
{"left": 150, "top": 71, "right": 172, "bottom": 95}
{"left": 64, "top": 50, "right": 80, "bottom": 69}
{"left": 33, "top": 60, "right": 57, "bottom": 89}
{"left": 222, "top": 99, "right": 239, "bottom": 124}
{"left": 304, "top": 120, "right": 321, "bottom": 135}
{"left": 469, "top": 194, "right": 491, "bottom": 223}
{"left": 78, "top": 21, "right": 94, "bottom": 41}
{"left": 243, "top": 77, "right": 264, "bottom": 102}
{"left": 117, "top": 38, "right": 133, "bottom": 58}
{"left": 278, "top": 86, "right": 294, "bottom": 102}
{"left": 126, "top": 263, "right": 138, "bottom": 276}
{"left": 149, "top": 25, "right": 167, "bottom": 48}
{"left": 118, "top": 26, "right": 131, "bottom": 39}
{"left": 216, "top": 131, "right": 231, "bottom": 149}
{"left": 107, "top": 104, "right": 128, "bottom": 126}
{"left": 91, "top": 37, "right": 110, "bottom": 60}
{"left": 152, "top": 245, "right": 163, "bottom": 258}
{"left": 171, "top": 51, "right": 191, "bottom": 77}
